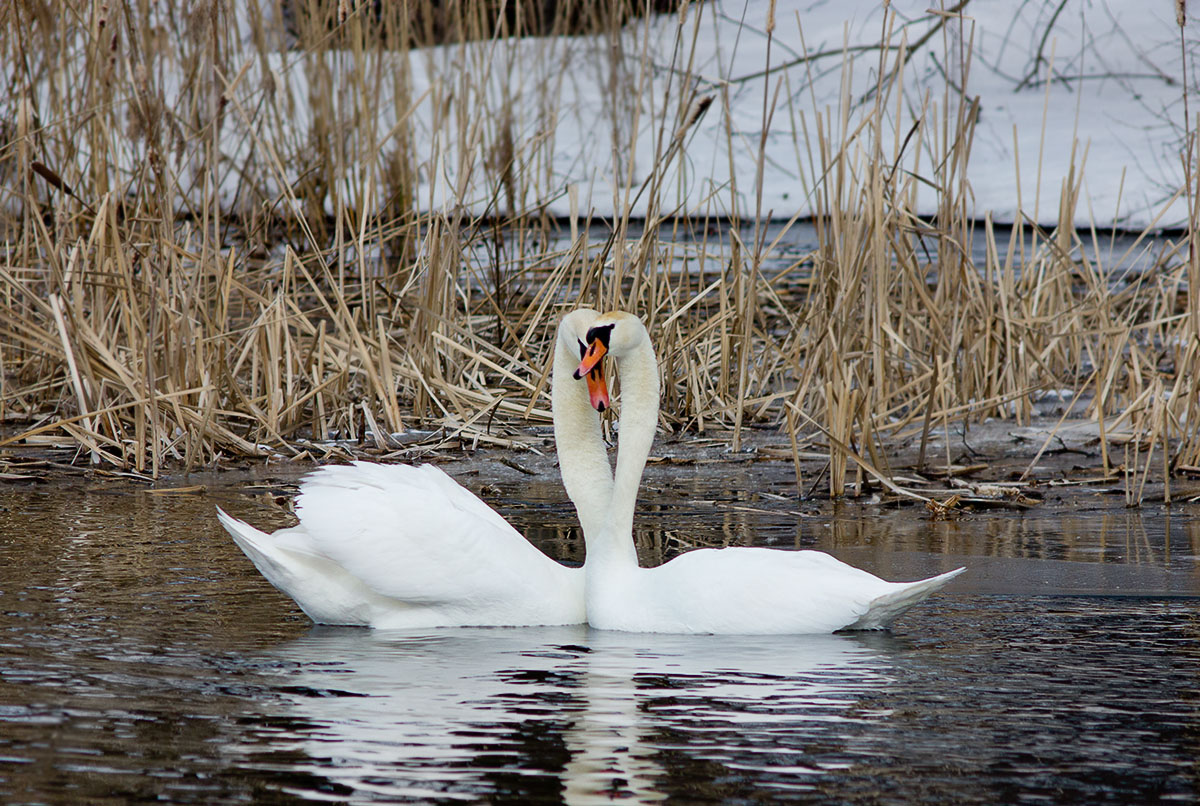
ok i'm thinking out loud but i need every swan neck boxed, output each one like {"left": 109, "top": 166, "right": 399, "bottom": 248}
{"left": 551, "top": 327, "right": 613, "bottom": 540}
{"left": 609, "top": 337, "right": 660, "bottom": 548}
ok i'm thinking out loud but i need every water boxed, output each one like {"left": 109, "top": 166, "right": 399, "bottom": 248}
{"left": 1, "top": 471, "right": 1199, "bottom": 804}
{"left": 532, "top": 220, "right": 1167, "bottom": 286}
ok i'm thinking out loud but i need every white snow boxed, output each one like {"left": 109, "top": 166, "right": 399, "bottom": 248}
{"left": 10, "top": 1, "right": 1199, "bottom": 230}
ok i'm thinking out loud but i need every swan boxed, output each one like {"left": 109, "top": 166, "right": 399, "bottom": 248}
{"left": 216, "top": 308, "right": 617, "bottom": 628}
{"left": 566, "top": 311, "right": 965, "bottom": 634}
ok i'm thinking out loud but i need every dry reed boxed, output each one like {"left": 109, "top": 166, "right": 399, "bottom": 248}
{"left": 0, "top": 1, "right": 1196, "bottom": 505}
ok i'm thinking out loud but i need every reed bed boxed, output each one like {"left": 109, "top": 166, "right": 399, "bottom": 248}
{"left": 1, "top": 1, "right": 1197, "bottom": 501}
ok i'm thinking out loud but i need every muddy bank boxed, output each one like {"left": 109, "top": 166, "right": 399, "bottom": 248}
{"left": 3, "top": 414, "right": 1197, "bottom": 522}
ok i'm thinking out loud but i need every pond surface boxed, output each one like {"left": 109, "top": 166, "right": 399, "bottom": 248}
{"left": 558, "top": 220, "right": 1166, "bottom": 285}
{"left": 1, "top": 466, "right": 1198, "bottom": 804}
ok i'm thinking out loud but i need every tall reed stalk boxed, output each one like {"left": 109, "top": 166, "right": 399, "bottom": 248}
{"left": 0, "top": 1, "right": 1195, "bottom": 502}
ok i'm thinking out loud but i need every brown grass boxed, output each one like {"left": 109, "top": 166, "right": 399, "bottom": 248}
{"left": 0, "top": 1, "right": 1197, "bottom": 504}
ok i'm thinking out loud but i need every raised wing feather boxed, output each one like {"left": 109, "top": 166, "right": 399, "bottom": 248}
{"left": 293, "top": 462, "right": 575, "bottom": 610}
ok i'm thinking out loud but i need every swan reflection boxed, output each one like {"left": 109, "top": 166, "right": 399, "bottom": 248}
{"left": 233, "top": 627, "right": 901, "bottom": 802}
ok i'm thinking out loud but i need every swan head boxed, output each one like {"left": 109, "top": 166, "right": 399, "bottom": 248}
{"left": 573, "top": 311, "right": 651, "bottom": 411}
{"left": 557, "top": 308, "right": 610, "bottom": 411}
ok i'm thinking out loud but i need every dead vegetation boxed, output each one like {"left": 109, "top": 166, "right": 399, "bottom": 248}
{"left": 0, "top": 1, "right": 1197, "bottom": 504}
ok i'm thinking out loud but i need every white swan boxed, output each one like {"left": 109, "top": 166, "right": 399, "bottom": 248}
{"left": 217, "top": 308, "right": 616, "bottom": 628}
{"left": 566, "top": 311, "right": 965, "bottom": 634}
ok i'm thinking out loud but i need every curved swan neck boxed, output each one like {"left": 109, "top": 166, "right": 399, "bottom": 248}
{"left": 594, "top": 325, "right": 660, "bottom": 568}
{"left": 552, "top": 312, "right": 614, "bottom": 540}
{"left": 613, "top": 338, "right": 659, "bottom": 532}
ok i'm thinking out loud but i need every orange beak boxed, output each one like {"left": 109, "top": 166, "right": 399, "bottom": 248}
{"left": 575, "top": 339, "right": 610, "bottom": 412}
{"left": 584, "top": 362, "right": 610, "bottom": 412}
{"left": 574, "top": 338, "right": 607, "bottom": 379}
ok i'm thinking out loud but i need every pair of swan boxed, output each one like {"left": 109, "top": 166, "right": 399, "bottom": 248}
{"left": 218, "top": 309, "right": 963, "bottom": 633}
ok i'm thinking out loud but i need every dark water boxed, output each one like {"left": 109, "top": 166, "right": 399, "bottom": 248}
{"left": 1, "top": 472, "right": 1199, "bottom": 804}
{"left": 559, "top": 220, "right": 1165, "bottom": 281}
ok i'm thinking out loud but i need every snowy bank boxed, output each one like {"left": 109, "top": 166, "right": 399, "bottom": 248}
{"left": 4, "top": 1, "right": 1196, "bottom": 230}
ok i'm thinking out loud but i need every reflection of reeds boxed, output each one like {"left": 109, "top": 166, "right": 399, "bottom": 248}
{"left": 0, "top": 2, "right": 1197, "bottom": 502}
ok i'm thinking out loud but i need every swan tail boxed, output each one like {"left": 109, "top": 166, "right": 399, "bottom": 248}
{"left": 217, "top": 506, "right": 383, "bottom": 625}
{"left": 216, "top": 506, "right": 319, "bottom": 589}
{"left": 847, "top": 567, "right": 966, "bottom": 630}
{"left": 216, "top": 507, "right": 280, "bottom": 573}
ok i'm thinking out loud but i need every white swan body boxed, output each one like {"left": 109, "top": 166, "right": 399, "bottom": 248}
{"left": 218, "top": 309, "right": 615, "bottom": 628}
{"left": 568, "top": 311, "right": 965, "bottom": 634}
{"left": 584, "top": 544, "right": 965, "bottom": 634}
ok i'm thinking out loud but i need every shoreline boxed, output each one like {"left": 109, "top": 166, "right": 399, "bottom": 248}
{"left": 3, "top": 413, "right": 1191, "bottom": 510}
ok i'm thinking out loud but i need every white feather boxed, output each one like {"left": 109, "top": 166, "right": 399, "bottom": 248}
{"left": 586, "top": 546, "right": 965, "bottom": 634}
{"left": 218, "top": 462, "right": 584, "bottom": 628}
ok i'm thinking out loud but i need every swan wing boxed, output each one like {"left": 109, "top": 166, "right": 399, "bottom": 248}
{"left": 652, "top": 548, "right": 880, "bottom": 633}
{"left": 216, "top": 507, "right": 386, "bottom": 625}
{"left": 635, "top": 548, "right": 958, "bottom": 634}
{"left": 291, "top": 462, "right": 577, "bottom": 613}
